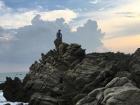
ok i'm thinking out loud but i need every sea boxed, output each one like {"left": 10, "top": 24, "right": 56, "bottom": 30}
{"left": 0, "top": 72, "right": 28, "bottom": 105}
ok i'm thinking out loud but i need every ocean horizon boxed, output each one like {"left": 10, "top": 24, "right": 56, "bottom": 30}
{"left": 0, "top": 72, "right": 27, "bottom": 83}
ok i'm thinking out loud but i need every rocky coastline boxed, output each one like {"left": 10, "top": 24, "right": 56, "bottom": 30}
{"left": 1, "top": 41, "right": 140, "bottom": 105}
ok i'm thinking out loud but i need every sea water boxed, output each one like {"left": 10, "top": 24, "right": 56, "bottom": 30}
{"left": 0, "top": 72, "right": 28, "bottom": 105}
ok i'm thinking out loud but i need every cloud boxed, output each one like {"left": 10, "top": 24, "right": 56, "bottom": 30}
{"left": 110, "top": 23, "right": 140, "bottom": 37}
{"left": 72, "top": 20, "right": 104, "bottom": 51}
{"left": 115, "top": 12, "right": 133, "bottom": 15}
{"left": 115, "top": 12, "right": 136, "bottom": 18}
{"left": 89, "top": 0, "right": 99, "bottom": 4}
{"left": 0, "top": 8, "right": 77, "bottom": 28}
{"left": 2, "top": 0, "right": 101, "bottom": 10}
{"left": 0, "top": 0, "right": 132, "bottom": 29}
{"left": 0, "top": 0, "right": 12, "bottom": 13}
{"left": 0, "top": 15, "right": 104, "bottom": 72}
{"left": 0, "top": 27, "right": 17, "bottom": 45}
{"left": 0, "top": 0, "right": 77, "bottom": 28}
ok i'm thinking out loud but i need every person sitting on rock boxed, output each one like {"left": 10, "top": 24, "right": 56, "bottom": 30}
{"left": 54, "top": 30, "right": 63, "bottom": 52}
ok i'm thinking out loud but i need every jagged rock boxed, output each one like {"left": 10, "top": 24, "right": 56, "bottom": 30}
{"left": 58, "top": 42, "right": 69, "bottom": 55}
{"left": 76, "top": 87, "right": 104, "bottom": 105}
{"left": 2, "top": 40, "right": 140, "bottom": 105}
{"left": 20, "top": 46, "right": 134, "bottom": 104}
{"left": 102, "top": 78, "right": 140, "bottom": 105}
{"left": 18, "top": 42, "right": 86, "bottom": 104}
{"left": 115, "top": 71, "right": 131, "bottom": 78}
{"left": 129, "top": 48, "right": 140, "bottom": 87}
{"left": 102, "top": 86, "right": 140, "bottom": 105}
{"left": 76, "top": 77, "right": 140, "bottom": 105}
{"left": 0, "top": 82, "right": 5, "bottom": 90}
{"left": 3, "top": 77, "right": 26, "bottom": 102}
{"left": 73, "top": 94, "right": 87, "bottom": 104}
{"left": 29, "top": 93, "right": 64, "bottom": 105}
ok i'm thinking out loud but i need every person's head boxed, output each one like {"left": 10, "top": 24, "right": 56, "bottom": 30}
{"left": 58, "top": 29, "right": 61, "bottom": 32}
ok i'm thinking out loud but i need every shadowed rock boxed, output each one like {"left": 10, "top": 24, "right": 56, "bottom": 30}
{"left": 3, "top": 77, "right": 26, "bottom": 102}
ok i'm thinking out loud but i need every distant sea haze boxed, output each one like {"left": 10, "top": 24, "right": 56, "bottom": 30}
{"left": 0, "top": 72, "right": 27, "bottom": 83}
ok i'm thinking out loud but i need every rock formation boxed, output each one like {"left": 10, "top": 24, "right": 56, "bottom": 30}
{"left": 2, "top": 40, "right": 140, "bottom": 105}
{"left": 3, "top": 77, "right": 25, "bottom": 102}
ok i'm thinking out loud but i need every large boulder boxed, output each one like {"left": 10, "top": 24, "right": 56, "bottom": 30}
{"left": 76, "top": 77, "right": 140, "bottom": 105}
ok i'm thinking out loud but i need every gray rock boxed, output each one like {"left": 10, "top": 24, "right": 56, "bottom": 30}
{"left": 2, "top": 40, "right": 140, "bottom": 105}
{"left": 129, "top": 48, "right": 140, "bottom": 87}
{"left": 29, "top": 93, "right": 63, "bottom": 105}
{"left": 76, "top": 77, "right": 140, "bottom": 105}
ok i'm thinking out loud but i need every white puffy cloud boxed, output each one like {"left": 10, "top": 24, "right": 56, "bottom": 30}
{"left": 89, "top": 0, "right": 99, "bottom": 4}
{"left": 0, "top": 15, "right": 104, "bottom": 72}
{"left": 0, "top": 9, "right": 77, "bottom": 28}
{"left": 0, "top": 0, "right": 77, "bottom": 28}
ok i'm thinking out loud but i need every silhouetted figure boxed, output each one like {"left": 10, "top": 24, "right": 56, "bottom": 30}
{"left": 57, "top": 30, "right": 62, "bottom": 41}
{"left": 54, "top": 30, "right": 63, "bottom": 52}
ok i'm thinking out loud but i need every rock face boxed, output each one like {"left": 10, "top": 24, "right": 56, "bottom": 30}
{"left": 0, "top": 82, "right": 4, "bottom": 90}
{"left": 2, "top": 41, "right": 140, "bottom": 105}
{"left": 76, "top": 77, "right": 140, "bottom": 105}
{"left": 129, "top": 48, "right": 140, "bottom": 88}
{"left": 26, "top": 42, "right": 86, "bottom": 105}
{"left": 3, "top": 77, "right": 25, "bottom": 102}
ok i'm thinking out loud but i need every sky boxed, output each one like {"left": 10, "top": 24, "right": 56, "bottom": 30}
{"left": 0, "top": 0, "right": 140, "bottom": 72}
